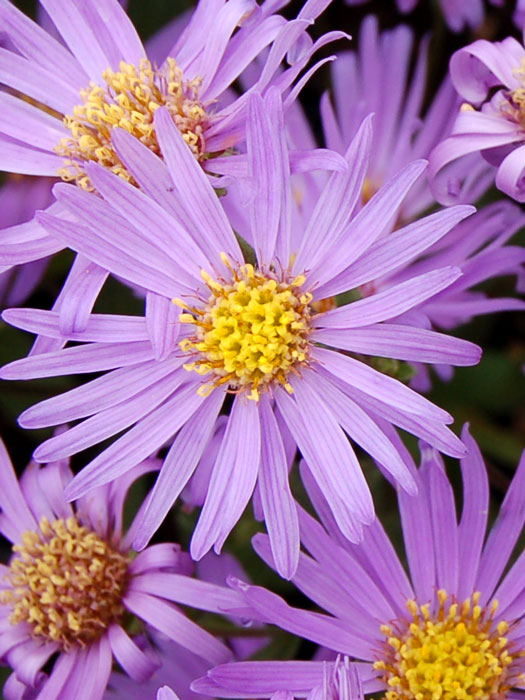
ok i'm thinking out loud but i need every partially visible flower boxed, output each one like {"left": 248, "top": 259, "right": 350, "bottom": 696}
{"left": 430, "top": 33, "right": 525, "bottom": 202}
{"left": 284, "top": 18, "right": 523, "bottom": 391}
{"left": 0, "top": 0, "right": 337, "bottom": 335}
{"left": 374, "top": 200, "right": 525, "bottom": 392}
{"left": 516, "top": 0, "right": 525, "bottom": 29}
{"left": 1, "top": 92, "right": 480, "bottom": 580}
{"left": 0, "top": 176, "right": 54, "bottom": 308}
{"left": 157, "top": 688, "right": 179, "bottom": 700}
{"left": 344, "top": 0, "right": 499, "bottom": 33}
{"left": 196, "top": 654, "right": 365, "bottom": 700}
{"left": 104, "top": 552, "right": 268, "bottom": 700}
{"left": 0, "top": 440, "right": 242, "bottom": 700}
{"left": 193, "top": 426, "right": 525, "bottom": 700}
{"left": 322, "top": 16, "right": 492, "bottom": 221}
{"left": 103, "top": 633, "right": 217, "bottom": 700}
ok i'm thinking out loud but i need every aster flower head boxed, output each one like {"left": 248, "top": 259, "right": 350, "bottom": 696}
{"left": 2, "top": 90, "right": 480, "bottom": 579}
{"left": 0, "top": 0, "right": 338, "bottom": 337}
{"left": 194, "top": 426, "right": 525, "bottom": 700}
{"left": 429, "top": 31, "right": 525, "bottom": 203}
{"left": 0, "top": 440, "right": 243, "bottom": 700}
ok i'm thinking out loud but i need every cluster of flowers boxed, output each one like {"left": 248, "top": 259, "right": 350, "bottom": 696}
{"left": 0, "top": 0, "right": 523, "bottom": 699}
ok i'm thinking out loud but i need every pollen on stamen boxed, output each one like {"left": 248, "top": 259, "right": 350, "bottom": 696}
{"left": 501, "top": 58, "right": 525, "bottom": 130}
{"left": 55, "top": 58, "right": 209, "bottom": 191}
{"left": 374, "top": 589, "right": 525, "bottom": 700}
{"left": 1, "top": 516, "right": 129, "bottom": 651}
{"left": 173, "top": 256, "right": 313, "bottom": 401}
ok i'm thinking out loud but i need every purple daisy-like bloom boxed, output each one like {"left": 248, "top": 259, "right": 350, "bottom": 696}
{"left": 429, "top": 30, "right": 525, "bottom": 202}
{"left": 321, "top": 16, "right": 492, "bottom": 220}
{"left": 0, "top": 440, "right": 243, "bottom": 700}
{"left": 1, "top": 91, "right": 480, "bottom": 579}
{"left": 0, "top": 0, "right": 337, "bottom": 337}
{"left": 193, "top": 426, "right": 525, "bottom": 700}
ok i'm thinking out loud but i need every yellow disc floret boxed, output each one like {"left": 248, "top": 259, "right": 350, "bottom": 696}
{"left": 1, "top": 517, "right": 129, "bottom": 650}
{"left": 55, "top": 58, "right": 208, "bottom": 191}
{"left": 375, "top": 590, "right": 525, "bottom": 700}
{"left": 501, "top": 59, "right": 525, "bottom": 129}
{"left": 174, "top": 255, "right": 313, "bottom": 401}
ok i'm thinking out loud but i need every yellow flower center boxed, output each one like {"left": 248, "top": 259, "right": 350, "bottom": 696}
{"left": 502, "top": 59, "right": 525, "bottom": 129}
{"left": 374, "top": 590, "right": 525, "bottom": 700}
{"left": 2, "top": 517, "right": 129, "bottom": 650}
{"left": 55, "top": 58, "right": 208, "bottom": 191}
{"left": 174, "top": 255, "right": 313, "bottom": 401}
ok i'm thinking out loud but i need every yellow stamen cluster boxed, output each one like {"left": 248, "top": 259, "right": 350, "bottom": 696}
{"left": 502, "top": 59, "right": 525, "bottom": 129}
{"left": 375, "top": 590, "right": 524, "bottom": 700}
{"left": 174, "top": 256, "right": 313, "bottom": 401}
{"left": 1, "top": 517, "right": 129, "bottom": 650}
{"left": 56, "top": 58, "right": 208, "bottom": 190}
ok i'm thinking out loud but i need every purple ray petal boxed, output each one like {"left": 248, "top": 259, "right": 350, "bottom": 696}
{"left": 476, "top": 449, "right": 525, "bottom": 604}
{"left": 133, "top": 389, "right": 225, "bottom": 550}
{"left": 0, "top": 341, "right": 154, "bottom": 380}
{"left": 456, "top": 424, "right": 489, "bottom": 601}
{"left": 314, "top": 324, "right": 481, "bottom": 366}
{"left": 258, "top": 395, "right": 299, "bottom": 579}
{"left": 191, "top": 396, "right": 261, "bottom": 559}
{"left": 65, "top": 382, "right": 204, "bottom": 498}
{"left": 154, "top": 107, "right": 241, "bottom": 259}
{"left": 124, "top": 591, "right": 232, "bottom": 665}
{"left": 107, "top": 624, "right": 158, "bottom": 683}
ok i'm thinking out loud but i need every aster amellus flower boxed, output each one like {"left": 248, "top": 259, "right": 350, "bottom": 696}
{"left": 193, "top": 426, "right": 525, "bottom": 700}
{"left": 0, "top": 0, "right": 335, "bottom": 334}
{"left": 1, "top": 90, "right": 481, "bottom": 579}
{"left": 430, "top": 32, "right": 525, "bottom": 202}
{"left": 0, "top": 440, "right": 242, "bottom": 700}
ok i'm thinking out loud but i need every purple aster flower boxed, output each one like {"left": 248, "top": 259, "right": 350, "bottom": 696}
{"left": 0, "top": 0, "right": 337, "bottom": 337}
{"left": 321, "top": 16, "right": 492, "bottom": 220}
{"left": 193, "top": 426, "right": 525, "bottom": 700}
{"left": 0, "top": 440, "right": 243, "bottom": 700}
{"left": 429, "top": 31, "right": 525, "bottom": 202}
{"left": 1, "top": 91, "right": 480, "bottom": 579}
